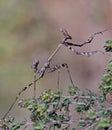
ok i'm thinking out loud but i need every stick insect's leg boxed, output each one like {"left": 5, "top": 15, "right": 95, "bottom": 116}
{"left": 61, "top": 64, "right": 75, "bottom": 87}
{"left": 64, "top": 43, "right": 105, "bottom": 57}
{"left": 57, "top": 69, "right": 60, "bottom": 90}
{"left": 47, "top": 64, "right": 75, "bottom": 88}
{"left": 32, "top": 60, "right": 39, "bottom": 98}
{"left": 64, "top": 29, "right": 108, "bottom": 47}
{"left": 34, "top": 74, "right": 36, "bottom": 99}
{"left": 76, "top": 50, "right": 106, "bottom": 57}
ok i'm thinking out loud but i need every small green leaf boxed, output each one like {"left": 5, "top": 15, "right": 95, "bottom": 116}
{"left": 87, "top": 109, "right": 96, "bottom": 120}
{"left": 69, "top": 85, "right": 79, "bottom": 96}
{"left": 34, "top": 122, "right": 44, "bottom": 130}
{"left": 98, "top": 118, "right": 110, "bottom": 128}
{"left": 102, "top": 73, "right": 112, "bottom": 83}
{"left": 108, "top": 60, "right": 112, "bottom": 71}
{"left": 11, "top": 124, "right": 21, "bottom": 130}
{"left": 104, "top": 40, "right": 112, "bottom": 52}
{"left": 76, "top": 105, "right": 85, "bottom": 113}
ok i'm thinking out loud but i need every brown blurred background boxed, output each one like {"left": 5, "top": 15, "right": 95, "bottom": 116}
{"left": 0, "top": 0, "right": 112, "bottom": 125}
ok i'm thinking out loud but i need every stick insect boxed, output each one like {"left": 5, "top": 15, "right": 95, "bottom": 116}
{"left": 2, "top": 29, "right": 110, "bottom": 121}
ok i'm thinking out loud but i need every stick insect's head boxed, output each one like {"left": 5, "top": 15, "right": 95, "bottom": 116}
{"left": 60, "top": 28, "right": 72, "bottom": 40}
{"left": 32, "top": 59, "right": 39, "bottom": 73}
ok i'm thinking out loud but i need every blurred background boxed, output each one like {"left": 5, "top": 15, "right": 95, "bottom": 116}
{"left": 0, "top": 0, "right": 112, "bottom": 126}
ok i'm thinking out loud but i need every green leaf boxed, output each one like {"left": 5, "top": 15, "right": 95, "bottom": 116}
{"left": 108, "top": 60, "right": 112, "bottom": 71}
{"left": 69, "top": 85, "right": 79, "bottom": 96}
{"left": 87, "top": 109, "right": 96, "bottom": 120}
{"left": 11, "top": 124, "right": 21, "bottom": 130}
{"left": 104, "top": 40, "right": 112, "bottom": 52}
{"left": 34, "top": 122, "right": 44, "bottom": 130}
{"left": 98, "top": 118, "right": 110, "bottom": 128}
{"left": 102, "top": 73, "right": 112, "bottom": 83}
{"left": 76, "top": 105, "right": 85, "bottom": 113}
